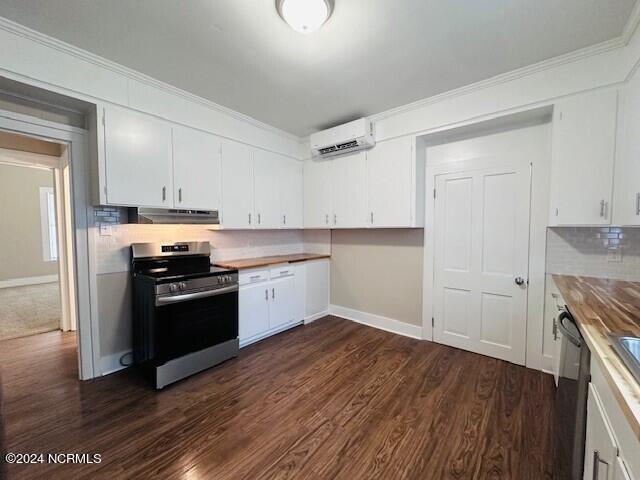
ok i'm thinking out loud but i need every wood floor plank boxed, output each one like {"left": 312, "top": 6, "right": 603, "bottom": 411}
{"left": 0, "top": 316, "right": 560, "bottom": 480}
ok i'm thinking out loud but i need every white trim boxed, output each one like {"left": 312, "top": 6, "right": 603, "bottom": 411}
{"left": 0, "top": 111, "right": 100, "bottom": 380}
{"left": 421, "top": 122, "right": 552, "bottom": 371}
{"left": 0, "top": 274, "right": 58, "bottom": 289}
{"left": 0, "top": 17, "right": 302, "bottom": 144}
{"left": 39, "top": 186, "right": 57, "bottom": 262}
{"left": 329, "top": 304, "right": 423, "bottom": 340}
{"left": 541, "top": 354, "right": 554, "bottom": 375}
{"left": 304, "top": 310, "right": 328, "bottom": 324}
{"left": 622, "top": 0, "right": 640, "bottom": 46}
{"left": 100, "top": 350, "right": 132, "bottom": 376}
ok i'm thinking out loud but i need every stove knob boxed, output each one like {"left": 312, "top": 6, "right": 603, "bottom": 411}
{"left": 226, "top": 275, "right": 232, "bottom": 283}
{"left": 217, "top": 277, "right": 223, "bottom": 284}
{"left": 179, "top": 282, "right": 187, "bottom": 291}
{"left": 169, "top": 283, "right": 179, "bottom": 293}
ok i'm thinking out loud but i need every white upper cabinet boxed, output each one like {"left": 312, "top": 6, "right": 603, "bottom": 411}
{"left": 367, "top": 136, "right": 423, "bottom": 228}
{"left": 172, "top": 126, "right": 221, "bottom": 211}
{"left": 331, "top": 151, "right": 368, "bottom": 228}
{"left": 279, "top": 156, "right": 304, "bottom": 229}
{"left": 103, "top": 105, "right": 173, "bottom": 207}
{"left": 613, "top": 70, "right": 640, "bottom": 226}
{"left": 549, "top": 89, "right": 618, "bottom": 226}
{"left": 304, "top": 158, "right": 332, "bottom": 228}
{"left": 253, "top": 149, "right": 282, "bottom": 229}
{"left": 220, "top": 139, "right": 254, "bottom": 229}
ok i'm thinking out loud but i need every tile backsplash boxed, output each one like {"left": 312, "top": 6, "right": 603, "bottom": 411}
{"left": 93, "top": 207, "right": 330, "bottom": 275}
{"left": 546, "top": 227, "right": 640, "bottom": 281}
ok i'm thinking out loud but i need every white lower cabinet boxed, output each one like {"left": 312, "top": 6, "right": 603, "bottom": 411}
{"left": 585, "top": 360, "right": 639, "bottom": 480}
{"left": 238, "top": 282, "right": 270, "bottom": 340}
{"left": 238, "top": 266, "right": 299, "bottom": 346}
{"left": 268, "top": 275, "right": 296, "bottom": 329}
{"left": 584, "top": 384, "right": 618, "bottom": 480}
{"left": 304, "top": 259, "right": 330, "bottom": 321}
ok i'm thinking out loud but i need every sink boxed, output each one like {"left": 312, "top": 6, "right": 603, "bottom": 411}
{"left": 609, "top": 335, "right": 640, "bottom": 384}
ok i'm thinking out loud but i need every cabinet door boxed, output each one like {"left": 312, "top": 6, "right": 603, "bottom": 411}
{"left": 550, "top": 89, "right": 618, "bottom": 226}
{"left": 331, "top": 152, "right": 368, "bottom": 228}
{"left": 367, "top": 136, "right": 413, "bottom": 227}
{"left": 280, "top": 156, "right": 304, "bottom": 229}
{"left": 613, "top": 70, "right": 640, "bottom": 226}
{"left": 253, "top": 149, "right": 282, "bottom": 229}
{"left": 269, "top": 276, "right": 296, "bottom": 329}
{"left": 304, "top": 158, "right": 332, "bottom": 228}
{"left": 220, "top": 139, "right": 254, "bottom": 229}
{"left": 103, "top": 105, "right": 173, "bottom": 207}
{"left": 584, "top": 384, "right": 618, "bottom": 480}
{"left": 239, "top": 283, "right": 270, "bottom": 342}
{"left": 172, "top": 126, "right": 221, "bottom": 210}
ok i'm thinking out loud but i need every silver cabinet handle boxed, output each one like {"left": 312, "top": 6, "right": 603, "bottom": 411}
{"left": 258, "top": 213, "right": 261, "bottom": 225}
{"left": 514, "top": 276, "right": 525, "bottom": 286}
{"left": 636, "top": 192, "right": 640, "bottom": 216}
{"left": 178, "top": 187, "right": 182, "bottom": 202}
{"left": 592, "top": 450, "right": 609, "bottom": 480}
{"left": 248, "top": 213, "right": 252, "bottom": 225}
{"left": 600, "top": 199, "right": 606, "bottom": 218}
{"left": 156, "top": 284, "right": 238, "bottom": 306}
{"left": 552, "top": 318, "right": 558, "bottom": 341}
{"left": 265, "top": 289, "right": 268, "bottom": 301}
{"left": 370, "top": 211, "right": 374, "bottom": 224}
{"left": 283, "top": 214, "right": 286, "bottom": 225}
{"left": 250, "top": 275, "right": 261, "bottom": 281}
{"left": 272, "top": 287, "right": 275, "bottom": 299}
{"left": 162, "top": 186, "right": 166, "bottom": 202}
{"left": 333, "top": 213, "right": 337, "bottom": 225}
{"left": 325, "top": 214, "right": 329, "bottom": 225}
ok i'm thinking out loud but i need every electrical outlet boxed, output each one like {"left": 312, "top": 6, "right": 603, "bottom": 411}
{"left": 607, "top": 248, "right": 622, "bottom": 263}
{"left": 99, "top": 224, "right": 112, "bottom": 236}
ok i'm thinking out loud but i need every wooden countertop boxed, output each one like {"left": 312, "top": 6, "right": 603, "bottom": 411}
{"left": 553, "top": 274, "right": 640, "bottom": 440}
{"left": 213, "top": 253, "right": 330, "bottom": 270}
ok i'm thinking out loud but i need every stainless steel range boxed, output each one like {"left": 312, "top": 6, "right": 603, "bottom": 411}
{"left": 131, "top": 242, "right": 239, "bottom": 389}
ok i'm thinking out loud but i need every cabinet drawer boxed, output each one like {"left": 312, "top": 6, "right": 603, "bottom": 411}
{"left": 270, "top": 265, "right": 295, "bottom": 279}
{"left": 239, "top": 269, "right": 269, "bottom": 286}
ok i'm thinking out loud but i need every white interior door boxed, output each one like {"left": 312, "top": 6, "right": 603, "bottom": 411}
{"left": 433, "top": 159, "right": 531, "bottom": 364}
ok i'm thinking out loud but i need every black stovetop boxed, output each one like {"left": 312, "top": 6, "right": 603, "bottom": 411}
{"left": 132, "top": 255, "right": 236, "bottom": 284}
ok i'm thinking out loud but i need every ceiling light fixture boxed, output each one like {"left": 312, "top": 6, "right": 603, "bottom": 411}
{"left": 276, "top": 0, "right": 334, "bottom": 34}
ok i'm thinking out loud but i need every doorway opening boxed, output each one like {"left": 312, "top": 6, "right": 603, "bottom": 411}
{"left": 0, "top": 131, "right": 78, "bottom": 365}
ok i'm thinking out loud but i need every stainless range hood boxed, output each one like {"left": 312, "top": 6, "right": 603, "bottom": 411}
{"left": 128, "top": 207, "right": 219, "bottom": 225}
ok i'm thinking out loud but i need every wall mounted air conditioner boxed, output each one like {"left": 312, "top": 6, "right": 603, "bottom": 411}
{"left": 310, "top": 118, "right": 375, "bottom": 158}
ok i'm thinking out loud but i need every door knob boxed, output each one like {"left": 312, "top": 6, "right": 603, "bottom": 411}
{"left": 515, "top": 277, "right": 526, "bottom": 286}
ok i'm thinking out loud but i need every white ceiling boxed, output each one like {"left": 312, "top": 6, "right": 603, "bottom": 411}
{"left": 0, "top": 0, "right": 636, "bottom": 136}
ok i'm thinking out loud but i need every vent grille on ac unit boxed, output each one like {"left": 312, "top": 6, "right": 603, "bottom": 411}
{"left": 318, "top": 140, "right": 359, "bottom": 155}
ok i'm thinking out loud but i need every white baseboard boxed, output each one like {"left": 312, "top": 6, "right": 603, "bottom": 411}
{"left": 0, "top": 274, "right": 58, "bottom": 289}
{"left": 329, "top": 304, "right": 423, "bottom": 340}
{"left": 101, "top": 350, "right": 133, "bottom": 376}
{"left": 304, "top": 310, "right": 329, "bottom": 324}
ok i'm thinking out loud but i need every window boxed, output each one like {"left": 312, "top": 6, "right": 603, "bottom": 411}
{"left": 39, "top": 186, "right": 58, "bottom": 262}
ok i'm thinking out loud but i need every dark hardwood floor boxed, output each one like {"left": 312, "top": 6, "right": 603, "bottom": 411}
{"left": 0, "top": 316, "right": 557, "bottom": 480}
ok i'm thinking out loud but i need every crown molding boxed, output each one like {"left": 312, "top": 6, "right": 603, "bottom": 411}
{"left": 0, "top": 17, "right": 303, "bottom": 143}
{"left": 369, "top": 35, "right": 628, "bottom": 124}
{"left": 622, "top": 0, "right": 640, "bottom": 45}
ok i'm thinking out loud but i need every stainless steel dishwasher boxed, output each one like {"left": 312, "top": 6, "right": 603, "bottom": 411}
{"left": 554, "top": 307, "right": 591, "bottom": 480}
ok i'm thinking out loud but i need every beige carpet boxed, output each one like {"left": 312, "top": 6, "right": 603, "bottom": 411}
{"left": 0, "top": 282, "right": 61, "bottom": 340}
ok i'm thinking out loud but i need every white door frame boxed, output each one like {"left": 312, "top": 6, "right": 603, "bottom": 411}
{"left": 422, "top": 126, "right": 551, "bottom": 370}
{"left": 0, "top": 108, "right": 100, "bottom": 380}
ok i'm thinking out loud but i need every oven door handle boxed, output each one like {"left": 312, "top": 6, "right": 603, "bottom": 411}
{"left": 557, "top": 311, "right": 582, "bottom": 348}
{"left": 156, "top": 284, "right": 238, "bottom": 306}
